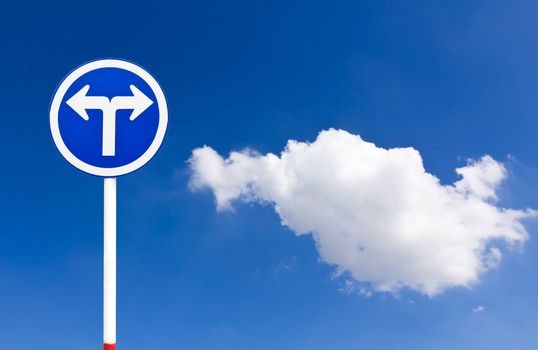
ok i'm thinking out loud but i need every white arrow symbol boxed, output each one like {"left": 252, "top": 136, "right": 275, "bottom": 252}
{"left": 66, "top": 84, "right": 154, "bottom": 156}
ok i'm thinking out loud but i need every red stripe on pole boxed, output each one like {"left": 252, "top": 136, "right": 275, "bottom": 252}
{"left": 104, "top": 343, "right": 116, "bottom": 350}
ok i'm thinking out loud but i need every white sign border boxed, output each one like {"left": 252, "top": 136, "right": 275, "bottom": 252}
{"left": 50, "top": 59, "right": 168, "bottom": 177}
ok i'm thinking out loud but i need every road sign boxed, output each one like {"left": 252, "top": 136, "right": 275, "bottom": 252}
{"left": 50, "top": 59, "right": 168, "bottom": 177}
{"left": 50, "top": 59, "right": 168, "bottom": 350}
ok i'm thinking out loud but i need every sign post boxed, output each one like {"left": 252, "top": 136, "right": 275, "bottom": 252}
{"left": 50, "top": 59, "right": 168, "bottom": 350}
{"left": 104, "top": 177, "right": 116, "bottom": 349}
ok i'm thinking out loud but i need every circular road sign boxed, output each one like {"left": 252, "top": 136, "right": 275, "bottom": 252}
{"left": 50, "top": 59, "right": 168, "bottom": 177}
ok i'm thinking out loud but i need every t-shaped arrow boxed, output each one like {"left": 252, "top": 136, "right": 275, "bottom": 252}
{"left": 66, "top": 84, "right": 153, "bottom": 156}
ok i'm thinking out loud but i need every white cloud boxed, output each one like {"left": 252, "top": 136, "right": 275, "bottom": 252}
{"left": 273, "top": 256, "right": 297, "bottom": 274}
{"left": 188, "top": 129, "right": 536, "bottom": 296}
{"left": 472, "top": 305, "right": 485, "bottom": 313}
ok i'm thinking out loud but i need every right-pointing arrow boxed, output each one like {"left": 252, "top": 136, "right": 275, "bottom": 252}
{"left": 111, "top": 85, "right": 153, "bottom": 121}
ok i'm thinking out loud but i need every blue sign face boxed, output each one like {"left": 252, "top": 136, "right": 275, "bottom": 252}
{"left": 50, "top": 59, "right": 168, "bottom": 177}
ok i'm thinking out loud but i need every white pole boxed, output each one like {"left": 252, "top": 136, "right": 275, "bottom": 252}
{"left": 104, "top": 177, "right": 116, "bottom": 350}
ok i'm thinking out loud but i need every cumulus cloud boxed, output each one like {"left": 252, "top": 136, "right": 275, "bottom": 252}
{"left": 188, "top": 129, "right": 535, "bottom": 296}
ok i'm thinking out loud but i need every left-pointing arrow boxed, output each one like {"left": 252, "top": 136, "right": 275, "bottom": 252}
{"left": 66, "top": 85, "right": 110, "bottom": 121}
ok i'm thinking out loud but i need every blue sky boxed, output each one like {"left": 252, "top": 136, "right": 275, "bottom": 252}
{"left": 2, "top": 1, "right": 538, "bottom": 349}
